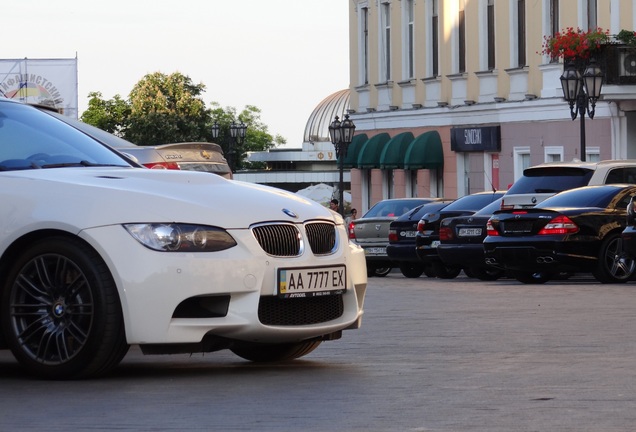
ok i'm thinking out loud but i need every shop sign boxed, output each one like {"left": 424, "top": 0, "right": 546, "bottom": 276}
{"left": 451, "top": 126, "right": 501, "bottom": 152}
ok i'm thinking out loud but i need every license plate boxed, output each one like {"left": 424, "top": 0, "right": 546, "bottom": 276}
{"left": 458, "top": 228, "right": 482, "bottom": 237}
{"left": 402, "top": 231, "right": 417, "bottom": 238}
{"left": 365, "top": 247, "right": 386, "bottom": 255}
{"left": 278, "top": 265, "right": 346, "bottom": 298}
{"left": 430, "top": 240, "right": 440, "bottom": 248}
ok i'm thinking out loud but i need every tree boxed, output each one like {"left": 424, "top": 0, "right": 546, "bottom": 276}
{"left": 80, "top": 71, "right": 282, "bottom": 169}
{"left": 81, "top": 92, "right": 130, "bottom": 136}
{"left": 126, "top": 72, "right": 209, "bottom": 145}
{"left": 209, "top": 103, "right": 284, "bottom": 170}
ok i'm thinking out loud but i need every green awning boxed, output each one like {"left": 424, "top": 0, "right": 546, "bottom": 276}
{"left": 342, "top": 133, "right": 368, "bottom": 169}
{"left": 404, "top": 131, "right": 444, "bottom": 170}
{"left": 379, "top": 132, "right": 415, "bottom": 169}
{"left": 357, "top": 133, "right": 391, "bottom": 169}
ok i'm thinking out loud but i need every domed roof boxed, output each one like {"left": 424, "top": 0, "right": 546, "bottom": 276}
{"left": 303, "top": 89, "right": 350, "bottom": 143}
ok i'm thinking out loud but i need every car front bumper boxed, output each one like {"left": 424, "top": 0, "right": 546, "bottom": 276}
{"left": 81, "top": 224, "right": 367, "bottom": 345}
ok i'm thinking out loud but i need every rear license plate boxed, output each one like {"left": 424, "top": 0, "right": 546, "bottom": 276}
{"left": 365, "top": 247, "right": 387, "bottom": 255}
{"left": 278, "top": 265, "right": 346, "bottom": 298}
{"left": 458, "top": 228, "right": 482, "bottom": 237}
{"left": 402, "top": 231, "right": 417, "bottom": 238}
{"left": 431, "top": 240, "right": 440, "bottom": 248}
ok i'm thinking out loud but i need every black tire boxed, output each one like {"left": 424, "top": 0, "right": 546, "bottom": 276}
{"left": 431, "top": 262, "right": 461, "bottom": 279}
{"left": 513, "top": 271, "right": 551, "bottom": 284}
{"left": 468, "top": 266, "right": 505, "bottom": 281}
{"left": 423, "top": 264, "right": 436, "bottom": 278}
{"left": 374, "top": 267, "right": 392, "bottom": 277}
{"left": 592, "top": 233, "right": 636, "bottom": 283}
{"left": 231, "top": 340, "right": 322, "bottom": 362}
{"left": 0, "top": 236, "right": 128, "bottom": 379}
{"left": 398, "top": 263, "right": 425, "bottom": 278}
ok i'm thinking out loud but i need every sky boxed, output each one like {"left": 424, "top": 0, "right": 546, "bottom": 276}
{"left": 4, "top": 0, "right": 350, "bottom": 148}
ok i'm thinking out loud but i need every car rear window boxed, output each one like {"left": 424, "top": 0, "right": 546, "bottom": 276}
{"left": 536, "top": 185, "right": 624, "bottom": 209}
{"left": 363, "top": 199, "right": 430, "bottom": 218}
{"left": 441, "top": 193, "right": 504, "bottom": 212}
{"left": 506, "top": 167, "right": 594, "bottom": 194}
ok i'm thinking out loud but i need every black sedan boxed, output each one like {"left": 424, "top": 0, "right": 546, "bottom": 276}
{"left": 436, "top": 198, "right": 505, "bottom": 281}
{"left": 484, "top": 184, "right": 636, "bottom": 284}
{"left": 415, "top": 191, "right": 506, "bottom": 278}
{"left": 387, "top": 200, "right": 453, "bottom": 278}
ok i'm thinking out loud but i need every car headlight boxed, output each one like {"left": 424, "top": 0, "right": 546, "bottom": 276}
{"left": 124, "top": 223, "right": 237, "bottom": 252}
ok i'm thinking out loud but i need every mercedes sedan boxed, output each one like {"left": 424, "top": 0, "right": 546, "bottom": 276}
{"left": 484, "top": 184, "right": 636, "bottom": 284}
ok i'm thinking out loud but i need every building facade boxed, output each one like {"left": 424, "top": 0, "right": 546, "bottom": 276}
{"left": 347, "top": 0, "right": 636, "bottom": 213}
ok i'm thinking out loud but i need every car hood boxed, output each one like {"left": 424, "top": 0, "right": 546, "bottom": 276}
{"left": 1, "top": 168, "right": 336, "bottom": 231}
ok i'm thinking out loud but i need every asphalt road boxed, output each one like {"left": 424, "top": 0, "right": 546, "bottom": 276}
{"left": 1, "top": 273, "right": 636, "bottom": 431}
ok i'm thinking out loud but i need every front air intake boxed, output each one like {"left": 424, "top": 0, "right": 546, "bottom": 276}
{"left": 252, "top": 223, "right": 302, "bottom": 257}
{"left": 305, "top": 222, "right": 337, "bottom": 255}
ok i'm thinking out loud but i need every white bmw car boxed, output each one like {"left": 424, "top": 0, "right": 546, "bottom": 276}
{"left": 0, "top": 98, "right": 367, "bottom": 379}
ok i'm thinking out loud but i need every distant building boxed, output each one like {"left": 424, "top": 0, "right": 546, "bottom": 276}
{"left": 345, "top": 0, "right": 636, "bottom": 213}
{"left": 234, "top": 89, "right": 352, "bottom": 195}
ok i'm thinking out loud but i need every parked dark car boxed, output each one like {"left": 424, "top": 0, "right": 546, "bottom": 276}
{"left": 436, "top": 198, "right": 505, "bottom": 281}
{"left": 387, "top": 200, "right": 454, "bottom": 278}
{"left": 415, "top": 191, "right": 506, "bottom": 278}
{"left": 484, "top": 184, "right": 636, "bottom": 284}
{"left": 350, "top": 198, "right": 439, "bottom": 277}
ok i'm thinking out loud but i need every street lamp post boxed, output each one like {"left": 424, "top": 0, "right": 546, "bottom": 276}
{"left": 328, "top": 114, "right": 356, "bottom": 216}
{"left": 211, "top": 121, "right": 247, "bottom": 172}
{"left": 559, "top": 58, "right": 604, "bottom": 162}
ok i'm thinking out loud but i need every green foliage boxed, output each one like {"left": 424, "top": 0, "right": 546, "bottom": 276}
{"left": 81, "top": 71, "right": 281, "bottom": 168}
{"left": 616, "top": 30, "right": 636, "bottom": 46}
{"left": 126, "top": 72, "right": 209, "bottom": 145}
{"left": 208, "top": 103, "right": 282, "bottom": 170}
{"left": 80, "top": 92, "right": 130, "bottom": 136}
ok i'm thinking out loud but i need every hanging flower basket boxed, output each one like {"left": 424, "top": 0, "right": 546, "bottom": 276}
{"left": 541, "top": 27, "right": 610, "bottom": 60}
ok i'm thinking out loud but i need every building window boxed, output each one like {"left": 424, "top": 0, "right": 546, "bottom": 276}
{"left": 458, "top": 0, "right": 466, "bottom": 73}
{"left": 359, "top": 6, "right": 369, "bottom": 85}
{"left": 487, "top": 0, "right": 495, "bottom": 70}
{"left": 513, "top": 147, "right": 531, "bottom": 182}
{"left": 586, "top": 147, "right": 600, "bottom": 162}
{"left": 549, "top": 0, "right": 560, "bottom": 62}
{"left": 431, "top": 0, "right": 439, "bottom": 76}
{"left": 517, "top": 0, "right": 526, "bottom": 67}
{"left": 403, "top": 0, "right": 415, "bottom": 79}
{"left": 587, "top": 0, "right": 597, "bottom": 30}
{"left": 544, "top": 146, "right": 563, "bottom": 162}
{"left": 380, "top": 2, "right": 392, "bottom": 82}
{"left": 385, "top": 171, "right": 394, "bottom": 198}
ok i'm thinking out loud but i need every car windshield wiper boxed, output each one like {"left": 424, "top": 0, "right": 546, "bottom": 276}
{"left": 41, "top": 160, "right": 128, "bottom": 169}
{"left": 0, "top": 161, "right": 41, "bottom": 171}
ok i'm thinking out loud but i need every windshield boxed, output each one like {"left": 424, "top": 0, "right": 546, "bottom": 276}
{"left": 0, "top": 101, "right": 132, "bottom": 171}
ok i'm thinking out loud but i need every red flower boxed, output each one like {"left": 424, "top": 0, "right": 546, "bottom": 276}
{"left": 541, "top": 27, "right": 609, "bottom": 60}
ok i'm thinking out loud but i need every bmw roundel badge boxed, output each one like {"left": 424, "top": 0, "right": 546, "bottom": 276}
{"left": 282, "top": 208, "right": 298, "bottom": 219}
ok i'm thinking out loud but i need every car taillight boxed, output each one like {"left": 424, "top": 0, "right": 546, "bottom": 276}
{"left": 486, "top": 220, "right": 499, "bottom": 236}
{"left": 439, "top": 226, "right": 452, "bottom": 241}
{"left": 144, "top": 162, "right": 181, "bottom": 170}
{"left": 500, "top": 200, "right": 513, "bottom": 211}
{"left": 537, "top": 215, "right": 579, "bottom": 235}
{"left": 348, "top": 222, "right": 356, "bottom": 240}
{"left": 417, "top": 221, "right": 426, "bottom": 233}
{"left": 388, "top": 229, "right": 398, "bottom": 242}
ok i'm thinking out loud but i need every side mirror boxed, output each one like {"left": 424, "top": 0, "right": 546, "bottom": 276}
{"left": 627, "top": 196, "right": 636, "bottom": 226}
